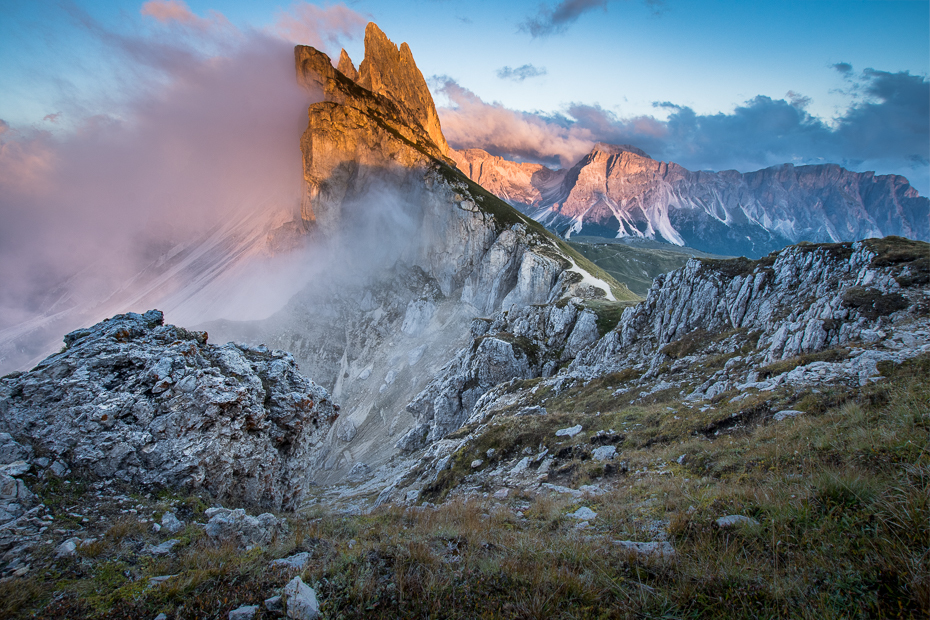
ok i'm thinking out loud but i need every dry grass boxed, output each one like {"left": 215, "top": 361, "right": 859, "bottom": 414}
{"left": 4, "top": 355, "right": 928, "bottom": 619}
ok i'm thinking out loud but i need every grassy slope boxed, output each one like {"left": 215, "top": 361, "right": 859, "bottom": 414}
{"left": 567, "top": 237, "right": 728, "bottom": 297}
{"left": 6, "top": 354, "right": 926, "bottom": 619}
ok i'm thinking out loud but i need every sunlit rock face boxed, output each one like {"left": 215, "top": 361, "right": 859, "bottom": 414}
{"left": 294, "top": 22, "right": 451, "bottom": 230}
{"left": 453, "top": 145, "right": 930, "bottom": 257}
{"left": 198, "top": 22, "right": 633, "bottom": 485}
{"left": 0, "top": 311, "right": 336, "bottom": 510}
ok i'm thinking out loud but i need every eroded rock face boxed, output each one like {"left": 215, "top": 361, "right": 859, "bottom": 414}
{"left": 294, "top": 24, "right": 451, "bottom": 230}
{"left": 356, "top": 23, "right": 449, "bottom": 158}
{"left": 397, "top": 298, "right": 603, "bottom": 451}
{"left": 571, "top": 237, "right": 930, "bottom": 381}
{"left": 0, "top": 310, "right": 336, "bottom": 510}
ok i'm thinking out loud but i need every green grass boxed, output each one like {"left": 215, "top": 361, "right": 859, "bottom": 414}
{"left": 5, "top": 355, "right": 928, "bottom": 619}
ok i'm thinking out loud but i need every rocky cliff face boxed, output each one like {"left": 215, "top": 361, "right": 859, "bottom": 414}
{"left": 0, "top": 310, "right": 336, "bottom": 510}
{"left": 454, "top": 145, "right": 930, "bottom": 257}
{"left": 197, "top": 23, "right": 635, "bottom": 485}
{"left": 370, "top": 236, "right": 929, "bottom": 504}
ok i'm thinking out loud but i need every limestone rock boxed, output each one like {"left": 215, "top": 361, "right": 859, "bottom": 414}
{"left": 614, "top": 540, "right": 676, "bottom": 559}
{"left": 160, "top": 512, "right": 184, "bottom": 534}
{"left": 571, "top": 238, "right": 930, "bottom": 383}
{"left": 204, "top": 507, "right": 284, "bottom": 548}
{"left": 336, "top": 48, "right": 358, "bottom": 82}
{"left": 569, "top": 507, "right": 597, "bottom": 520}
{"left": 270, "top": 551, "right": 310, "bottom": 571}
{"left": 284, "top": 576, "right": 320, "bottom": 619}
{"left": 556, "top": 425, "right": 583, "bottom": 438}
{"left": 715, "top": 515, "right": 760, "bottom": 528}
{"left": 357, "top": 23, "right": 449, "bottom": 157}
{"left": 0, "top": 310, "right": 337, "bottom": 510}
{"left": 0, "top": 433, "right": 30, "bottom": 465}
{"left": 229, "top": 605, "right": 259, "bottom": 620}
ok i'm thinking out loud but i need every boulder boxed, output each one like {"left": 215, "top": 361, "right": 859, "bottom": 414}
{"left": 284, "top": 576, "right": 320, "bottom": 620}
{"left": 205, "top": 507, "right": 284, "bottom": 548}
{"left": 0, "top": 310, "right": 336, "bottom": 510}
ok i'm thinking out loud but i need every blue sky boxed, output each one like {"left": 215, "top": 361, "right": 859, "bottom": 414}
{"left": 1, "top": 0, "right": 928, "bottom": 191}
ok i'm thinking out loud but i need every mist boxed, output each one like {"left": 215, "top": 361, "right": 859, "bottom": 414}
{"left": 0, "top": 4, "right": 366, "bottom": 372}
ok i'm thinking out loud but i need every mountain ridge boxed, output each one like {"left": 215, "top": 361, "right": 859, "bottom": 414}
{"left": 452, "top": 145, "right": 930, "bottom": 257}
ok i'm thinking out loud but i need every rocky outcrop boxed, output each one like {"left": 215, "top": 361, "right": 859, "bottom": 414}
{"left": 570, "top": 237, "right": 930, "bottom": 385}
{"left": 450, "top": 149, "right": 561, "bottom": 208}
{"left": 355, "top": 23, "right": 449, "bottom": 158}
{"left": 295, "top": 23, "right": 451, "bottom": 230}
{"left": 396, "top": 298, "right": 606, "bottom": 451}
{"left": 374, "top": 237, "right": 929, "bottom": 505}
{"left": 453, "top": 145, "right": 930, "bottom": 257}
{"left": 0, "top": 310, "right": 336, "bottom": 510}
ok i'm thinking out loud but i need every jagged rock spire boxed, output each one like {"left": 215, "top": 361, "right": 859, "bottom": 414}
{"left": 356, "top": 23, "right": 449, "bottom": 157}
{"left": 336, "top": 48, "right": 359, "bottom": 82}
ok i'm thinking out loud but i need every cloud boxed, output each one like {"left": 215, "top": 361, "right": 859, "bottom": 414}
{"left": 0, "top": 5, "right": 321, "bottom": 337}
{"left": 436, "top": 69, "right": 930, "bottom": 194}
{"left": 833, "top": 62, "right": 854, "bottom": 76}
{"left": 518, "top": 0, "right": 664, "bottom": 37}
{"left": 519, "top": 0, "right": 608, "bottom": 37}
{"left": 273, "top": 2, "right": 367, "bottom": 50}
{"left": 141, "top": 0, "right": 227, "bottom": 30}
{"left": 497, "top": 64, "right": 548, "bottom": 82}
{"left": 435, "top": 78, "right": 596, "bottom": 167}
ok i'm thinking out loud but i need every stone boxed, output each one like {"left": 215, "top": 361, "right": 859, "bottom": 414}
{"left": 509, "top": 457, "right": 530, "bottom": 476}
{"left": 149, "top": 575, "right": 176, "bottom": 585}
{"left": 773, "top": 409, "right": 804, "bottom": 421}
{"left": 265, "top": 595, "right": 284, "bottom": 612}
{"left": 205, "top": 508, "right": 284, "bottom": 548}
{"left": 55, "top": 538, "right": 79, "bottom": 558}
{"left": 470, "top": 459, "right": 483, "bottom": 469}
{"left": 555, "top": 425, "right": 583, "bottom": 438}
{"left": 515, "top": 405, "right": 547, "bottom": 416}
{"left": 715, "top": 515, "right": 760, "bottom": 528}
{"left": 0, "top": 434, "right": 30, "bottom": 465}
{"left": 270, "top": 552, "right": 310, "bottom": 571}
{"left": 48, "top": 461, "right": 69, "bottom": 478}
{"left": 614, "top": 540, "right": 676, "bottom": 559}
{"left": 153, "top": 614, "right": 168, "bottom": 620}
{"left": 147, "top": 539, "right": 180, "bottom": 556}
{"left": 592, "top": 446, "right": 616, "bottom": 461}
{"left": 569, "top": 507, "right": 597, "bottom": 520}
{"left": 229, "top": 605, "right": 259, "bottom": 620}
{"left": 160, "top": 512, "right": 184, "bottom": 534}
{"left": 0, "top": 310, "right": 336, "bottom": 510}
{"left": 0, "top": 461, "right": 30, "bottom": 477}
{"left": 492, "top": 488, "right": 509, "bottom": 499}
{"left": 283, "top": 576, "right": 320, "bottom": 620}
{"left": 408, "top": 344, "right": 428, "bottom": 366}
{"left": 346, "top": 462, "right": 371, "bottom": 483}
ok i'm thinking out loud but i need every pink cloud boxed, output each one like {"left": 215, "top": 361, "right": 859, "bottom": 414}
{"left": 436, "top": 78, "right": 596, "bottom": 168}
{"left": 0, "top": 15, "right": 321, "bottom": 334}
{"left": 273, "top": 2, "right": 367, "bottom": 52}
{"left": 141, "top": 0, "right": 228, "bottom": 30}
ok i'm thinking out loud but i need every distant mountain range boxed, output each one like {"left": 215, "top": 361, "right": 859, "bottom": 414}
{"left": 452, "top": 144, "right": 929, "bottom": 257}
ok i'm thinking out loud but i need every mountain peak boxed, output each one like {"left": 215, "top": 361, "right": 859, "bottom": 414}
{"left": 336, "top": 48, "right": 359, "bottom": 82}
{"left": 591, "top": 142, "right": 652, "bottom": 159}
{"left": 357, "top": 22, "right": 449, "bottom": 156}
